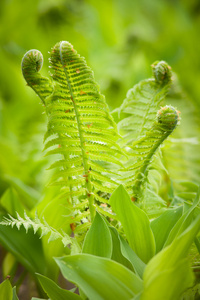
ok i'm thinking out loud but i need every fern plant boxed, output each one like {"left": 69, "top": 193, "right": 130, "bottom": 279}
{"left": 0, "top": 40, "right": 188, "bottom": 299}
{"left": 20, "top": 41, "right": 180, "bottom": 228}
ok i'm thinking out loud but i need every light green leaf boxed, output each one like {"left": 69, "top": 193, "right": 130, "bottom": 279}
{"left": 110, "top": 185, "right": 155, "bottom": 263}
{"left": 109, "top": 226, "right": 145, "bottom": 278}
{"left": 12, "top": 287, "right": 19, "bottom": 300}
{"left": 36, "top": 273, "right": 82, "bottom": 300}
{"left": 151, "top": 206, "right": 183, "bottom": 253}
{"left": 118, "top": 234, "right": 146, "bottom": 278}
{"left": 82, "top": 212, "right": 112, "bottom": 258}
{"left": 0, "top": 279, "right": 13, "bottom": 300}
{"left": 55, "top": 254, "right": 143, "bottom": 300}
{"left": 3, "top": 252, "right": 17, "bottom": 278}
{"left": 141, "top": 216, "right": 200, "bottom": 300}
{"left": 164, "top": 188, "right": 200, "bottom": 247}
{"left": 109, "top": 227, "right": 134, "bottom": 271}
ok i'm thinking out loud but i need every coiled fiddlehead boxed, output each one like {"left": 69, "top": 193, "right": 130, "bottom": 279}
{"left": 151, "top": 60, "right": 172, "bottom": 86}
{"left": 22, "top": 50, "right": 53, "bottom": 105}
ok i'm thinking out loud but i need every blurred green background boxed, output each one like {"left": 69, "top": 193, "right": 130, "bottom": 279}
{"left": 0, "top": 0, "right": 200, "bottom": 199}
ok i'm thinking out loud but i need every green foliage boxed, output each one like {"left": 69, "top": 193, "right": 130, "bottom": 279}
{"left": 0, "top": 279, "right": 13, "bottom": 300}
{"left": 82, "top": 212, "right": 112, "bottom": 258}
{"left": 0, "top": 33, "right": 199, "bottom": 299}
{"left": 55, "top": 254, "right": 143, "bottom": 300}
{"left": 0, "top": 211, "right": 78, "bottom": 251}
{"left": 21, "top": 41, "right": 123, "bottom": 222}
{"left": 37, "top": 273, "right": 82, "bottom": 300}
{"left": 110, "top": 185, "right": 155, "bottom": 263}
{"left": 141, "top": 216, "right": 200, "bottom": 300}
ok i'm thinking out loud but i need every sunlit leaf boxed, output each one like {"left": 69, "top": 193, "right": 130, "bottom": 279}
{"left": 110, "top": 185, "right": 155, "bottom": 263}
{"left": 0, "top": 279, "right": 13, "bottom": 300}
{"left": 82, "top": 212, "right": 112, "bottom": 258}
{"left": 151, "top": 206, "right": 183, "bottom": 253}
{"left": 141, "top": 216, "right": 200, "bottom": 300}
{"left": 12, "top": 287, "right": 19, "bottom": 300}
{"left": 55, "top": 254, "right": 143, "bottom": 300}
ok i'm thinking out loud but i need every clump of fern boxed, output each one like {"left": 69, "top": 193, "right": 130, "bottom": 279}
{"left": 0, "top": 41, "right": 180, "bottom": 245}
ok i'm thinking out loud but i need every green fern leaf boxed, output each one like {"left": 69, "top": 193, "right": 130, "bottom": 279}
{"left": 22, "top": 41, "right": 123, "bottom": 221}
{"left": 115, "top": 61, "right": 172, "bottom": 147}
{"left": 0, "top": 212, "right": 76, "bottom": 250}
{"left": 124, "top": 105, "right": 180, "bottom": 201}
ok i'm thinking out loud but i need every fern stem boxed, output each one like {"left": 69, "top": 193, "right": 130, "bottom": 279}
{"left": 59, "top": 42, "right": 95, "bottom": 221}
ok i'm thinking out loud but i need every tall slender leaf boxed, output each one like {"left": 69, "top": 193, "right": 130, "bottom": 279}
{"left": 82, "top": 211, "right": 112, "bottom": 258}
{"left": 110, "top": 185, "right": 155, "bottom": 263}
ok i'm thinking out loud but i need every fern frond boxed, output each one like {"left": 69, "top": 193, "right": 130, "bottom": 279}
{"left": 22, "top": 41, "right": 123, "bottom": 222}
{"left": 124, "top": 105, "right": 180, "bottom": 200}
{"left": 0, "top": 211, "right": 78, "bottom": 249}
{"left": 115, "top": 61, "right": 172, "bottom": 147}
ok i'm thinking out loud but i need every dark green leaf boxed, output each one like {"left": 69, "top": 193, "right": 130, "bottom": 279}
{"left": 37, "top": 273, "right": 82, "bottom": 300}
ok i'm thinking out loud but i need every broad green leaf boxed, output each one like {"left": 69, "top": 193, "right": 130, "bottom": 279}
{"left": 118, "top": 234, "right": 146, "bottom": 279}
{"left": 109, "top": 227, "right": 134, "bottom": 271}
{"left": 151, "top": 206, "right": 183, "bottom": 253}
{"left": 109, "top": 226, "right": 145, "bottom": 278}
{"left": 110, "top": 185, "right": 155, "bottom": 263}
{"left": 55, "top": 254, "right": 143, "bottom": 300}
{"left": 36, "top": 273, "right": 82, "bottom": 300}
{"left": 141, "top": 216, "right": 200, "bottom": 300}
{"left": 0, "top": 279, "right": 13, "bottom": 300}
{"left": 82, "top": 212, "right": 112, "bottom": 258}
{"left": 12, "top": 287, "right": 19, "bottom": 300}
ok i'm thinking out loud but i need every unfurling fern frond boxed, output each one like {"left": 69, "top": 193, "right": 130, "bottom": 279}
{"left": 0, "top": 211, "right": 80, "bottom": 253}
{"left": 22, "top": 41, "right": 123, "bottom": 221}
{"left": 115, "top": 61, "right": 172, "bottom": 147}
{"left": 122, "top": 105, "right": 180, "bottom": 201}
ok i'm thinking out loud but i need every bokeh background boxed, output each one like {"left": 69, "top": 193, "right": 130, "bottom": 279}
{"left": 0, "top": 0, "right": 200, "bottom": 199}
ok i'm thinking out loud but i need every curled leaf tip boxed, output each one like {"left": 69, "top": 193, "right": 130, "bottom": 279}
{"left": 151, "top": 60, "right": 172, "bottom": 85}
{"left": 157, "top": 105, "right": 180, "bottom": 131}
{"left": 21, "top": 49, "right": 43, "bottom": 77}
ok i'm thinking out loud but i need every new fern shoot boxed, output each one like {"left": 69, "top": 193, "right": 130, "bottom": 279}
{"left": 21, "top": 41, "right": 179, "bottom": 228}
